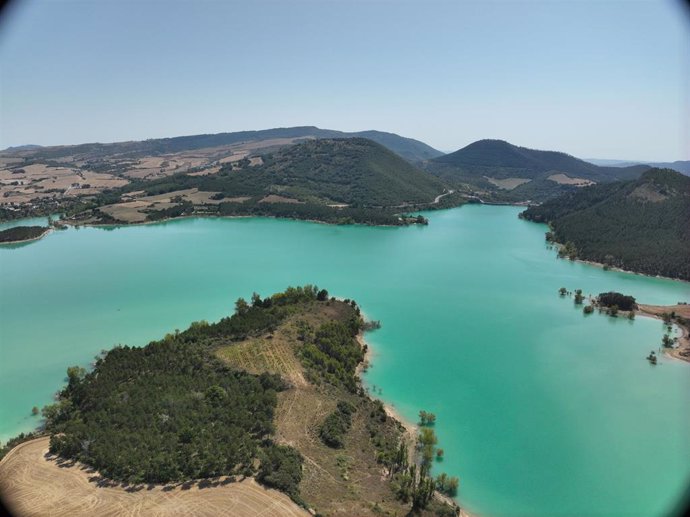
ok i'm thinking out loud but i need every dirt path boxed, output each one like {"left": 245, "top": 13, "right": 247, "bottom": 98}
{"left": 0, "top": 437, "right": 310, "bottom": 517}
{"left": 432, "top": 189, "right": 455, "bottom": 204}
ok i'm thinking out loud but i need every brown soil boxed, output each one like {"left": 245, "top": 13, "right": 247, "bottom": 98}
{"left": 637, "top": 304, "right": 690, "bottom": 362}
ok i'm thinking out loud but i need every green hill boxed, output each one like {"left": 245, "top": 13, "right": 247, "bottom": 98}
{"left": 12, "top": 126, "right": 442, "bottom": 164}
{"left": 427, "top": 139, "right": 650, "bottom": 201}
{"left": 521, "top": 168, "right": 690, "bottom": 280}
{"left": 77, "top": 138, "right": 455, "bottom": 226}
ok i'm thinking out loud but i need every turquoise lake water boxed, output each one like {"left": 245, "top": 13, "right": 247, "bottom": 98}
{"left": 0, "top": 205, "right": 688, "bottom": 516}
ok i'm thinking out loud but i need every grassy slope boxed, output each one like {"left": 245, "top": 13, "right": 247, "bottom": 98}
{"left": 521, "top": 168, "right": 690, "bottom": 280}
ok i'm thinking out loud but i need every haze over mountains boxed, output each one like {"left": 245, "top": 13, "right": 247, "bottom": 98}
{"left": 2, "top": 127, "right": 442, "bottom": 164}
{"left": 586, "top": 158, "right": 690, "bottom": 175}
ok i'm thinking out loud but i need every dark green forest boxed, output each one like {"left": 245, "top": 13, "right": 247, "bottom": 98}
{"left": 0, "top": 225, "right": 49, "bottom": 243}
{"left": 521, "top": 169, "right": 690, "bottom": 280}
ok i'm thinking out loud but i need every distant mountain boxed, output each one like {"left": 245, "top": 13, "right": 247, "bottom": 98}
{"left": 2, "top": 144, "right": 42, "bottom": 151}
{"left": 4, "top": 127, "right": 442, "bottom": 164}
{"left": 426, "top": 139, "right": 651, "bottom": 201}
{"left": 586, "top": 158, "right": 690, "bottom": 176}
{"left": 521, "top": 168, "right": 690, "bottom": 280}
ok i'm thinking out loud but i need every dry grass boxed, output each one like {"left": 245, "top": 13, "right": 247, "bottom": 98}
{"left": 0, "top": 163, "right": 127, "bottom": 205}
{"left": 0, "top": 438, "right": 310, "bottom": 517}
{"left": 547, "top": 173, "right": 595, "bottom": 187}
{"left": 217, "top": 302, "right": 414, "bottom": 517}
{"left": 100, "top": 189, "right": 225, "bottom": 222}
{"left": 484, "top": 177, "right": 531, "bottom": 190}
{"left": 259, "top": 195, "right": 302, "bottom": 204}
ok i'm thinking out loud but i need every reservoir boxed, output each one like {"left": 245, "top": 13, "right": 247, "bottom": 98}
{"left": 1, "top": 205, "right": 688, "bottom": 516}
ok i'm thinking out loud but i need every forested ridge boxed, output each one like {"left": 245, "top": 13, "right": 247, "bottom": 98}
{"left": 119, "top": 138, "right": 446, "bottom": 208}
{"left": 521, "top": 168, "right": 690, "bottom": 280}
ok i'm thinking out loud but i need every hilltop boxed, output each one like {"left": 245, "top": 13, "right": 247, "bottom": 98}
{"left": 521, "top": 168, "right": 690, "bottom": 280}
{"left": 426, "top": 139, "right": 650, "bottom": 201}
{"left": 67, "top": 138, "right": 457, "bottom": 226}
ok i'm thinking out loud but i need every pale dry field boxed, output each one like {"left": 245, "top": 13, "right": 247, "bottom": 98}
{"left": 0, "top": 438, "right": 310, "bottom": 517}
{"left": 0, "top": 163, "right": 127, "bottom": 205}
{"left": 258, "top": 194, "right": 302, "bottom": 204}
{"left": 99, "top": 188, "right": 225, "bottom": 222}
{"left": 547, "top": 173, "right": 594, "bottom": 187}
{"left": 484, "top": 176, "right": 531, "bottom": 190}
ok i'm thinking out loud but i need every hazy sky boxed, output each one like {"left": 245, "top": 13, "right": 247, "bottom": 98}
{"left": 0, "top": 0, "right": 688, "bottom": 160}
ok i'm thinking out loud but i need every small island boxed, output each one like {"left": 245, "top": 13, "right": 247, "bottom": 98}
{"left": 0, "top": 226, "right": 50, "bottom": 245}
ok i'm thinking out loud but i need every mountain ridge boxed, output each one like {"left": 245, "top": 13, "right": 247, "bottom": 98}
{"left": 426, "top": 139, "right": 652, "bottom": 201}
{"left": 2, "top": 126, "right": 442, "bottom": 164}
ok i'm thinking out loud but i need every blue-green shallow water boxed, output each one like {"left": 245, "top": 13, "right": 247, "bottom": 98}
{"left": 1, "top": 205, "right": 688, "bottom": 516}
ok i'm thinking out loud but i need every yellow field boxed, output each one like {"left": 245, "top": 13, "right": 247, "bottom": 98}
{"left": 0, "top": 438, "right": 309, "bottom": 517}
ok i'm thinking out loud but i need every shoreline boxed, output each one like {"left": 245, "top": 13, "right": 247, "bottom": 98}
{"left": 355, "top": 329, "right": 473, "bottom": 517}
{"left": 547, "top": 238, "right": 689, "bottom": 285}
{"left": 58, "top": 212, "right": 417, "bottom": 230}
{"left": 355, "top": 332, "right": 419, "bottom": 440}
{"left": 576, "top": 256, "right": 690, "bottom": 285}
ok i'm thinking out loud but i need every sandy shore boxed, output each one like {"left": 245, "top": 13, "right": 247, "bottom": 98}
{"left": 636, "top": 304, "right": 690, "bottom": 363}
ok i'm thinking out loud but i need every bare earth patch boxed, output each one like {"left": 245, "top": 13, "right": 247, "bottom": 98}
{"left": 217, "top": 303, "right": 416, "bottom": 517}
{"left": 547, "top": 173, "right": 595, "bottom": 187}
{"left": 0, "top": 437, "right": 310, "bottom": 517}
{"left": 484, "top": 177, "right": 531, "bottom": 190}
{"left": 629, "top": 183, "right": 668, "bottom": 202}
{"left": 259, "top": 194, "right": 303, "bottom": 204}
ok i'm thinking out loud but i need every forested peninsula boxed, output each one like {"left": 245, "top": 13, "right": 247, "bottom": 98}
{"left": 0, "top": 286, "right": 462, "bottom": 517}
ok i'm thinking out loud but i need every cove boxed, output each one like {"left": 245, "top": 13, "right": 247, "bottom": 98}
{"left": 0, "top": 205, "right": 688, "bottom": 516}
